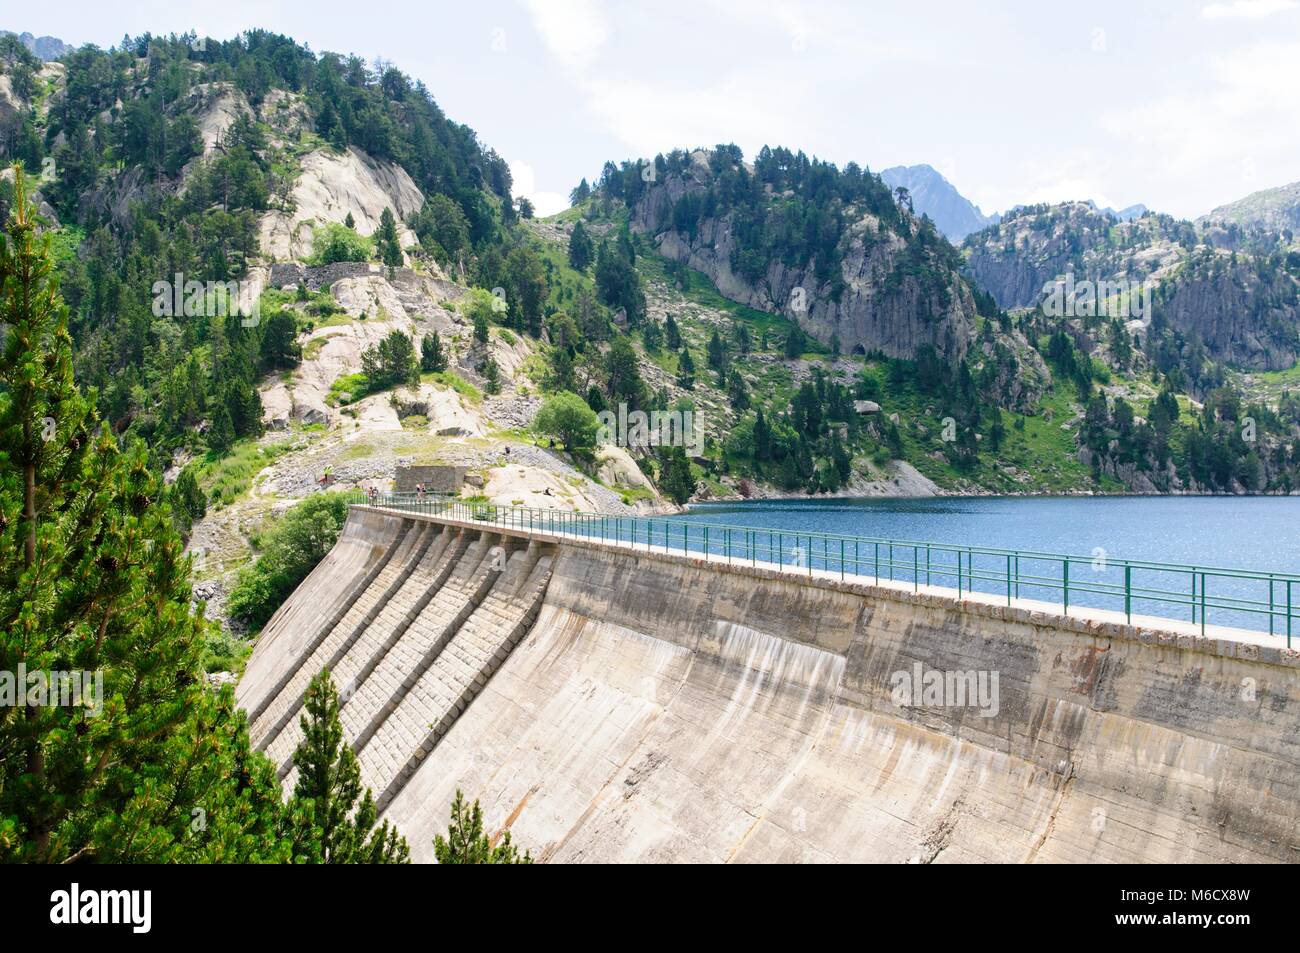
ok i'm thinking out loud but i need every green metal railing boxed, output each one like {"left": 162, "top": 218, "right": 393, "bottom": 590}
{"left": 349, "top": 492, "right": 1299, "bottom": 643}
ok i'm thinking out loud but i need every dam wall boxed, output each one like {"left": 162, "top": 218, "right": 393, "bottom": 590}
{"left": 237, "top": 506, "right": 1300, "bottom": 863}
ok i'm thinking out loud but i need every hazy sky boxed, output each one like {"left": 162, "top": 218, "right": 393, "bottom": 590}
{"left": 14, "top": 0, "right": 1300, "bottom": 219}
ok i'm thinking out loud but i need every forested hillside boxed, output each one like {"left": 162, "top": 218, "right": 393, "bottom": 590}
{"left": 2, "top": 24, "right": 1300, "bottom": 865}
{"left": 2, "top": 30, "right": 1298, "bottom": 592}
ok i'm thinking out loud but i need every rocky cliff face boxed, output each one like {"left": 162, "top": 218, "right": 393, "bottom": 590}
{"left": 258, "top": 145, "right": 424, "bottom": 263}
{"left": 630, "top": 160, "right": 976, "bottom": 362}
{"left": 965, "top": 200, "right": 1300, "bottom": 371}
{"left": 963, "top": 201, "right": 1189, "bottom": 310}
{"left": 1152, "top": 255, "right": 1300, "bottom": 371}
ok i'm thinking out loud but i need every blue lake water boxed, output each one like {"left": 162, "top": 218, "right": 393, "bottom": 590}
{"left": 655, "top": 496, "right": 1300, "bottom": 637}
{"left": 676, "top": 496, "right": 1300, "bottom": 573}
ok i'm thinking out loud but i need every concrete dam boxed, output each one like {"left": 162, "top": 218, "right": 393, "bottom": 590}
{"left": 236, "top": 504, "right": 1300, "bottom": 863}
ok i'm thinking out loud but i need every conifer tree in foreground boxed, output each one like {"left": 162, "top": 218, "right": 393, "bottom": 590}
{"left": 0, "top": 165, "right": 288, "bottom": 862}
{"left": 288, "top": 670, "right": 409, "bottom": 863}
{"left": 433, "top": 789, "right": 532, "bottom": 864}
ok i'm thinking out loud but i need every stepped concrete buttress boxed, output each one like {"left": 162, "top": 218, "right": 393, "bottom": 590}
{"left": 238, "top": 505, "right": 1300, "bottom": 863}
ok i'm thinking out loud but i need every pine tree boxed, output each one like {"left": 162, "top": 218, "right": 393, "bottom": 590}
{"left": 259, "top": 310, "right": 301, "bottom": 370}
{"left": 288, "top": 670, "right": 409, "bottom": 864}
{"left": 209, "top": 403, "right": 236, "bottom": 452}
{"left": 785, "top": 326, "right": 806, "bottom": 359}
{"left": 170, "top": 465, "right": 207, "bottom": 535}
{"left": 482, "top": 356, "right": 501, "bottom": 395}
{"left": 0, "top": 167, "right": 286, "bottom": 862}
{"left": 658, "top": 447, "right": 696, "bottom": 504}
{"left": 676, "top": 346, "right": 695, "bottom": 390}
{"left": 754, "top": 408, "right": 772, "bottom": 461}
{"left": 375, "top": 207, "right": 402, "bottom": 267}
{"left": 664, "top": 313, "right": 682, "bottom": 351}
{"left": 707, "top": 329, "right": 728, "bottom": 384}
{"left": 421, "top": 331, "right": 447, "bottom": 373}
{"left": 568, "top": 220, "right": 594, "bottom": 271}
{"left": 433, "top": 789, "right": 532, "bottom": 864}
{"left": 641, "top": 320, "right": 663, "bottom": 353}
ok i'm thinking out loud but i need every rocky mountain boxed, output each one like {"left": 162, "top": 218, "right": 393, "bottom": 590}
{"left": 1, "top": 30, "right": 70, "bottom": 60}
{"left": 1090, "top": 200, "right": 1148, "bottom": 222}
{"left": 616, "top": 147, "right": 978, "bottom": 362}
{"left": 1, "top": 21, "right": 1296, "bottom": 593}
{"left": 879, "top": 164, "right": 994, "bottom": 242}
{"left": 962, "top": 199, "right": 1300, "bottom": 373}
{"left": 1200, "top": 180, "right": 1300, "bottom": 240}
{"left": 963, "top": 201, "right": 1192, "bottom": 310}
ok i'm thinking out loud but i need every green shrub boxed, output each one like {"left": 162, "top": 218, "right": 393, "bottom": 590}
{"left": 227, "top": 492, "right": 352, "bottom": 630}
{"left": 309, "top": 222, "right": 373, "bottom": 265}
{"left": 328, "top": 371, "right": 370, "bottom": 406}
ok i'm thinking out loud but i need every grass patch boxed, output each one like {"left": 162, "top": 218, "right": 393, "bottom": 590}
{"left": 422, "top": 370, "right": 483, "bottom": 404}
{"left": 618, "top": 487, "right": 657, "bottom": 506}
{"left": 193, "top": 438, "right": 293, "bottom": 508}
{"left": 302, "top": 331, "right": 344, "bottom": 361}
{"left": 328, "top": 372, "right": 372, "bottom": 406}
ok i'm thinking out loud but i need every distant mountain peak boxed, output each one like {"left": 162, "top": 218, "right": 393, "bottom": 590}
{"left": 1085, "top": 199, "right": 1149, "bottom": 221}
{"left": 879, "top": 164, "right": 994, "bottom": 243}
{"left": 1199, "top": 180, "right": 1300, "bottom": 235}
{"left": 1, "top": 30, "right": 71, "bottom": 61}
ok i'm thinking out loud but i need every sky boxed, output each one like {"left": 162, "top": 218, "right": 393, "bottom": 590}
{"left": 12, "top": 0, "right": 1300, "bottom": 219}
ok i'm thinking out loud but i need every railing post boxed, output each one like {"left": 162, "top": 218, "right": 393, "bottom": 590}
{"left": 1063, "top": 558, "right": 1069, "bottom": 615}
{"left": 1125, "top": 564, "right": 1132, "bottom": 623}
{"left": 1200, "top": 572, "right": 1206, "bottom": 636}
{"left": 1006, "top": 554, "right": 1011, "bottom": 606}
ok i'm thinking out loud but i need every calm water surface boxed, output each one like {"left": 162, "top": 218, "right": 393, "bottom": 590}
{"left": 660, "top": 496, "right": 1300, "bottom": 634}
{"left": 676, "top": 496, "right": 1300, "bottom": 572}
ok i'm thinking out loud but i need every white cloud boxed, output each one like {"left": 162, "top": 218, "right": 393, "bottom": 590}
{"left": 1098, "top": 39, "right": 1300, "bottom": 214}
{"left": 1202, "top": 0, "right": 1297, "bottom": 19}
{"left": 520, "top": 0, "right": 611, "bottom": 69}
{"left": 509, "top": 159, "right": 570, "bottom": 217}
